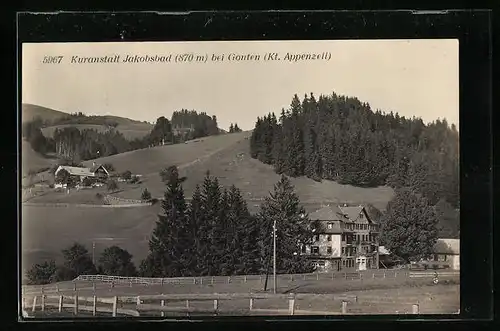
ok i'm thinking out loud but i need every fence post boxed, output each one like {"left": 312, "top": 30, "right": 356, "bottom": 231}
{"left": 249, "top": 298, "right": 253, "bottom": 311}
{"left": 316, "top": 273, "right": 319, "bottom": 281}
{"left": 383, "top": 271, "right": 386, "bottom": 278}
{"left": 186, "top": 300, "right": 190, "bottom": 309}
{"left": 110, "top": 281, "right": 114, "bottom": 289}
{"left": 213, "top": 299, "right": 218, "bottom": 316}
{"left": 93, "top": 282, "right": 96, "bottom": 293}
{"left": 244, "top": 275, "right": 247, "bottom": 283}
{"left": 412, "top": 304, "right": 419, "bottom": 314}
{"left": 92, "top": 296, "right": 97, "bottom": 316}
{"left": 193, "top": 278, "right": 196, "bottom": 285}
{"left": 136, "top": 296, "right": 141, "bottom": 305}
{"left": 56, "top": 284, "right": 60, "bottom": 293}
{"left": 227, "top": 276, "right": 231, "bottom": 284}
{"left": 160, "top": 300, "right": 165, "bottom": 317}
{"left": 372, "top": 273, "right": 375, "bottom": 279}
{"left": 74, "top": 282, "right": 77, "bottom": 292}
{"left": 32, "top": 296, "right": 37, "bottom": 312}
{"left": 161, "top": 278, "right": 164, "bottom": 287}
{"left": 112, "top": 296, "right": 117, "bottom": 317}
{"left": 341, "top": 301, "right": 348, "bottom": 314}
{"left": 288, "top": 294, "right": 295, "bottom": 315}
{"left": 200, "top": 278, "right": 203, "bottom": 285}
{"left": 130, "top": 280, "right": 133, "bottom": 287}
{"left": 41, "top": 288, "right": 45, "bottom": 312}
{"left": 211, "top": 276, "right": 214, "bottom": 285}
{"left": 395, "top": 271, "right": 398, "bottom": 278}
{"left": 58, "top": 295, "right": 63, "bottom": 312}
{"left": 344, "top": 272, "right": 347, "bottom": 280}
{"left": 74, "top": 293, "right": 79, "bottom": 315}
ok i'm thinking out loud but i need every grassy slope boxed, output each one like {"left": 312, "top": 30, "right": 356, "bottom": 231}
{"left": 85, "top": 131, "right": 394, "bottom": 210}
{"left": 22, "top": 103, "right": 154, "bottom": 140}
{"left": 21, "top": 140, "right": 58, "bottom": 177}
{"left": 22, "top": 131, "right": 395, "bottom": 272}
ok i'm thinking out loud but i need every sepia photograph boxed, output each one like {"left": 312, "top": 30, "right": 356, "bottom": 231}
{"left": 20, "top": 39, "right": 460, "bottom": 318}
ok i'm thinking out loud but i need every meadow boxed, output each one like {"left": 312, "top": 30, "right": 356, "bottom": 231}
{"left": 41, "top": 123, "right": 153, "bottom": 140}
{"left": 22, "top": 273, "right": 460, "bottom": 316}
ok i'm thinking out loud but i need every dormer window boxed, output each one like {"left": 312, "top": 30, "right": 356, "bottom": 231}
{"left": 327, "top": 223, "right": 333, "bottom": 229}
{"left": 359, "top": 212, "right": 364, "bottom": 219}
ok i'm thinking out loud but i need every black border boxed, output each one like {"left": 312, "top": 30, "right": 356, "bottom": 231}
{"left": 14, "top": 9, "right": 493, "bottom": 328}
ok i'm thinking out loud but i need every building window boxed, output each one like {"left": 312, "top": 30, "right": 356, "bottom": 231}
{"left": 314, "top": 234, "right": 320, "bottom": 242}
{"left": 327, "top": 235, "right": 331, "bottom": 241}
{"left": 327, "top": 247, "right": 332, "bottom": 254}
{"left": 342, "top": 234, "right": 345, "bottom": 241}
{"left": 327, "top": 223, "right": 333, "bottom": 229}
{"left": 311, "top": 246, "right": 319, "bottom": 254}
{"left": 359, "top": 213, "right": 364, "bottom": 219}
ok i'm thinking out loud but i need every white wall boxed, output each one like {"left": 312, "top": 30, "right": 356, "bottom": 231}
{"left": 330, "top": 234, "right": 341, "bottom": 257}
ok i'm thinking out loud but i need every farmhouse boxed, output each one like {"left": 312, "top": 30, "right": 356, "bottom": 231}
{"left": 431, "top": 238, "right": 460, "bottom": 270}
{"left": 304, "top": 204, "right": 380, "bottom": 272}
{"left": 54, "top": 163, "right": 109, "bottom": 183}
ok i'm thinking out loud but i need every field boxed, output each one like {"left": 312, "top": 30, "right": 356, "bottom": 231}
{"left": 22, "top": 272, "right": 460, "bottom": 316}
{"left": 21, "top": 140, "right": 59, "bottom": 177}
{"left": 21, "top": 204, "right": 161, "bottom": 274}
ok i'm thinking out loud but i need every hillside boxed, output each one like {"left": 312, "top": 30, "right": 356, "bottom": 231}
{"left": 22, "top": 104, "right": 154, "bottom": 140}
{"left": 83, "top": 131, "right": 394, "bottom": 211}
{"left": 21, "top": 140, "right": 57, "bottom": 177}
{"left": 22, "top": 104, "right": 69, "bottom": 123}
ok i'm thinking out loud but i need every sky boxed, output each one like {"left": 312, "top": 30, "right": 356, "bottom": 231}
{"left": 22, "top": 40, "right": 459, "bottom": 131}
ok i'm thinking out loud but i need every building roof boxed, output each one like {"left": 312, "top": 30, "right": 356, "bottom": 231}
{"left": 339, "top": 206, "right": 365, "bottom": 222}
{"left": 308, "top": 205, "right": 350, "bottom": 222}
{"left": 433, "top": 238, "right": 460, "bottom": 255}
{"left": 89, "top": 164, "right": 109, "bottom": 174}
{"left": 56, "top": 165, "right": 95, "bottom": 177}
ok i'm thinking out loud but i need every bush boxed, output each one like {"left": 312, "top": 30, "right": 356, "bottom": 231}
{"left": 107, "top": 179, "right": 119, "bottom": 192}
{"left": 82, "top": 177, "right": 95, "bottom": 187}
{"left": 103, "top": 163, "right": 115, "bottom": 172}
{"left": 26, "top": 260, "right": 57, "bottom": 285}
{"left": 121, "top": 170, "right": 132, "bottom": 181}
{"left": 130, "top": 175, "right": 139, "bottom": 184}
{"left": 141, "top": 188, "right": 152, "bottom": 201}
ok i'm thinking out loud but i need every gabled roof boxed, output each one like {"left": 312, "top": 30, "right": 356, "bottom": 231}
{"left": 308, "top": 205, "right": 350, "bottom": 222}
{"left": 339, "top": 205, "right": 374, "bottom": 223}
{"left": 56, "top": 165, "right": 94, "bottom": 177}
{"left": 89, "top": 164, "right": 109, "bottom": 174}
{"left": 433, "top": 238, "right": 460, "bottom": 255}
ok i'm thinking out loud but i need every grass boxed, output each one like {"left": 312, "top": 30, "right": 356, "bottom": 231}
{"left": 21, "top": 140, "right": 59, "bottom": 177}
{"left": 21, "top": 203, "right": 161, "bottom": 274}
{"left": 23, "top": 277, "right": 460, "bottom": 316}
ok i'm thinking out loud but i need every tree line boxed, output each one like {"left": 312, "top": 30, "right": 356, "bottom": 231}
{"left": 139, "top": 167, "right": 316, "bottom": 277}
{"left": 22, "top": 109, "right": 222, "bottom": 164}
{"left": 250, "top": 92, "right": 460, "bottom": 210}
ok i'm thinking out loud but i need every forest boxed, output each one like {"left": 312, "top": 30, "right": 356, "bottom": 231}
{"left": 250, "top": 92, "right": 460, "bottom": 209}
{"left": 22, "top": 109, "right": 221, "bottom": 163}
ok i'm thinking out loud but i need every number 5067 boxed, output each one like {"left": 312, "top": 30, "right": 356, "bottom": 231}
{"left": 42, "top": 56, "right": 63, "bottom": 64}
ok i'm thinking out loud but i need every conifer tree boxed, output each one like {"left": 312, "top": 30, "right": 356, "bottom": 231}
{"left": 143, "top": 166, "right": 190, "bottom": 277}
{"left": 258, "top": 175, "right": 315, "bottom": 274}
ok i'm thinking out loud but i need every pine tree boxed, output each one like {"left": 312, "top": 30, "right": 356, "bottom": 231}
{"left": 187, "top": 184, "right": 204, "bottom": 275}
{"left": 380, "top": 188, "right": 439, "bottom": 263}
{"left": 197, "top": 172, "right": 223, "bottom": 276}
{"left": 229, "top": 123, "right": 234, "bottom": 133}
{"left": 144, "top": 166, "right": 190, "bottom": 277}
{"left": 258, "top": 175, "right": 315, "bottom": 274}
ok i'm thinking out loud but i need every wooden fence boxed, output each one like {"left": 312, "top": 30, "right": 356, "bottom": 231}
{"left": 23, "top": 291, "right": 429, "bottom": 317}
{"left": 70, "top": 269, "right": 458, "bottom": 286}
